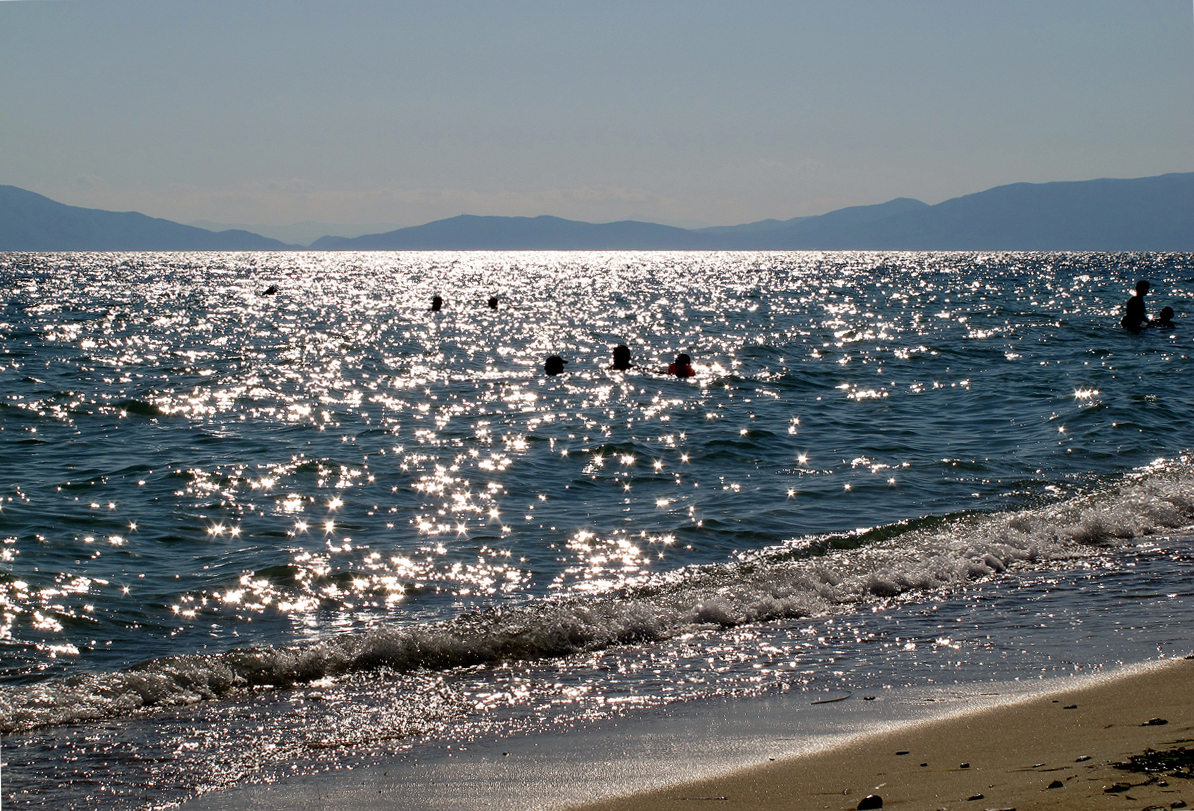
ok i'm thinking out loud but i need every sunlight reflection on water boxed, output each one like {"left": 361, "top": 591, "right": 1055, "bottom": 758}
{"left": 0, "top": 250, "right": 1191, "bottom": 682}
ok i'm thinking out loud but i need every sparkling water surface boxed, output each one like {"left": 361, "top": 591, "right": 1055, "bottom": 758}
{"left": 1, "top": 251, "right": 1193, "bottom": 809}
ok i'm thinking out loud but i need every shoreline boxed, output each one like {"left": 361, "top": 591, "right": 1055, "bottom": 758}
{"left": 572, "top": 657, "right": 1194, "bottom": 811}
{"left": 180, "top": 658, "right": 1194, "bottom": 811}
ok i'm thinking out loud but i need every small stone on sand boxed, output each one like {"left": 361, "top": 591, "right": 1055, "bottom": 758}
{"left": 857, "top": 794, "right": 883, "bottom": 810}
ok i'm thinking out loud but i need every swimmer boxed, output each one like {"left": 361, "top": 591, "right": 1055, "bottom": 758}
{"left": 609, "top": 344, "right": 636, "bottom": 370}
{"left": 1154, "top": 306, "right": 1176, "bottom": 330}
{"left": 431, "top": 295, "right": 443, "bottom": 312}
{"left": 261, "top": 285, "right": 279, "bottom": 296}
{"left": 544, "top": 355, "right": 567, "bottom": 376}
{"left": 487, "top": 296, "right": 499, "bottom": 310}
{"left": 1120, "top": 280, "right": 1150, "bottom": 331}
{"left": 661, "top": 353, "right": 695, "bottom": 378}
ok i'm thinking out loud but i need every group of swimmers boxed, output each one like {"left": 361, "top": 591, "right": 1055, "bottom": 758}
{"left": 544, "top": 346, "right": 695, "bottom": 378}
{"left": 428, "top": 294, "right": 696, "bottom": 379}
{"left": 1121, "top": 280, "right": 1176, "bottom": 332}
{"left": 430, "top": 282, "right": 1181, "bottom": 379}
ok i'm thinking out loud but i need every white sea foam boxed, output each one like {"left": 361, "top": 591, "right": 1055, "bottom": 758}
{"left": 4, "top": 459, "right": 1191, "bottom": 734}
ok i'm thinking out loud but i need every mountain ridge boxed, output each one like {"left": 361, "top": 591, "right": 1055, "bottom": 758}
{"left": 0, "top": 186, "right": 297, "bottom": 252}
{"left": 2, "top": 173, "right": 1191, "bottom": 252}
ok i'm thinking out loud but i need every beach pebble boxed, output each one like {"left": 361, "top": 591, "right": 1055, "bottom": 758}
{"left": 1143, "top": 717, "right": 1169, "bottom": 726}
{"left": 966, "top": 793, "right": 984, "bottom": 800}
{"left": 1063, "top": 704, "right": 1077, "bottom": 710}
{"left": 857, "top": 794, "right": 883, "bottom": 809}
{"left": 1105, "top": 782, "right": 1133, "bottom": 793}
{"left": 896, "top": 750, "right": 910, "bottom": 755}
{"left": 1075, "top": 755, "right": 1091, "bottom": 762}
{"left": 1170, "top": 802, "right": 1187, "bottom": 809}
{"left": 1048, "top": 780, "right": 1064, "bottom": 789}
{"left": 960, "top": 762, "right": 971, "bottom": 769}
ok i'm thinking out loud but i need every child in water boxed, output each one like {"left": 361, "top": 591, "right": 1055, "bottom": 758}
{"left": 1154, "top": 306, "right": 1176, "bottom": 330}
{"left": 664, "top": 353, "right": 695, "bottom": 378}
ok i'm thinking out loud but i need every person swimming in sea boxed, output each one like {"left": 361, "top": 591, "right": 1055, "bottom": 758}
{"left": 544, "top": 355, "right": 567, "bottom": 376}
{"left": 487, "top": 295, "right": 499, "bottom": 310}
{"left": 1120, "top": 280, "right": 1150, "bottom": 331}
{"left": 609, "top": 344, "right": 636, "bottom": 370}
{"left": 1153, "top": 306, "right": 1175, "bottom": 330}
{"left": 431, "top": 294, "right": 443, "bottom": 312}
{"left": 660, "top": 353, "right": 695, "bottom": 378}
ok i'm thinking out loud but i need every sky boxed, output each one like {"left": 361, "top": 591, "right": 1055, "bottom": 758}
{"left": 1, "top": 0, "right": 1192, "bottom": 230}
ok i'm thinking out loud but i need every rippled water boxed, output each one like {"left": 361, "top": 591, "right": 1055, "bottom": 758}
{"left": 2, "top": 251, "right": 1193, "bottom": 809}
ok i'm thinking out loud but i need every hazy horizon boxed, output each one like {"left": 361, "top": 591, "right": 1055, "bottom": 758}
{"left": 2, "top": 0, "right": 1192, "bottom": 229}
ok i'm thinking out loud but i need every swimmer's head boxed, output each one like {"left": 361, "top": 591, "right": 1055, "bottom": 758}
{"left": 612, "top": 344, "right": 632, "bottom": 369}
{"left": 544, "top": 355, "right": 567, "bottom": 376}
{"left": 1136, "top": 280, "right": 1151, "bottom": 295}
{"left": 676, "top": 353, "right": 692, "bottom": 366}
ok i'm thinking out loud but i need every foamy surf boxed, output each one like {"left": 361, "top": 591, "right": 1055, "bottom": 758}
{"left": 5, "top": 458, "right": 1191, "bottom": 734}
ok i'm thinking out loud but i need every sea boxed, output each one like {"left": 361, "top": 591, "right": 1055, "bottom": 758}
{"left": 1, "top": 250, "right": 1192, "bottom": 810}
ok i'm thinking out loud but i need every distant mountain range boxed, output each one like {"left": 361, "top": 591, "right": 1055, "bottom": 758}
{"left": 3, "top": 173, "right": 1192, "bottom": 252}
{"left": 0, "top": 185, "right": 296, "bottom": 251}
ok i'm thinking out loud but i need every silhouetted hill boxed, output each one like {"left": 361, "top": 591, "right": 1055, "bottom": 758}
{"left": 309, "top": 215, "right": 715, "bottom": 250}
{"left": 309, "top": 174, "right": 1192, "bottom": 250}
{"left": 0, "top": 186, "right": 296, "bottom": 251}
{"left": 698, "top": 197, "right": 926, "bottom": 237}
{"left": 4, "top": 173, "right": 1191, "bottom": 252}
{"left": 742, "top": 174, "right": 1194, "bottom": 250}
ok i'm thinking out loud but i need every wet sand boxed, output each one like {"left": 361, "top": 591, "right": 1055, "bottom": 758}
{"left": 571, "top": 658, "right": 1194, "bottom": 811}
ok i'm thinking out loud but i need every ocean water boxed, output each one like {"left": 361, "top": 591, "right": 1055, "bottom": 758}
{"left": 1, "top": 250, "right": 1193, "bottom": 809}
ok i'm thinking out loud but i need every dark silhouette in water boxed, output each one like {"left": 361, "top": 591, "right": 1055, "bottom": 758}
{"left": 662, "top": 353, "right": 695, "bottom": 378}
{"left": 487, "top": 296, "right": 499, "bottom": 310}
{"left": 1121, "top": 280, "right": 1150, "bottom": 331}
{"left": 262, "top": 285, "right": 279, "bottom": 296}
{"left": 1154, "top": 306, "right": 1176, "bottom": 330}
{"left": 609, "top": 344, "right": 636, "bottom": 370}
{"left": 431, "top": 295, "right": 443, "bottom": 312}
{"left": 544, "top": 355, "right": 567, "bottom": 376}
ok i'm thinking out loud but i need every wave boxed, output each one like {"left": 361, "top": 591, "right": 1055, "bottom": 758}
{"left": 3, "top": 458, "right": 1193, "bottom": 734}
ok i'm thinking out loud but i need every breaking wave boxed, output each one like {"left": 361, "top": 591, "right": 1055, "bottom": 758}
{"left": 3, "top": 459, "right": 1192, "bottom": 734}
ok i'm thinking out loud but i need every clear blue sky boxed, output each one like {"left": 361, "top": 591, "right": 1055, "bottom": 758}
{"left": 2, "top": 0, "right": 1192, "bottom": 228}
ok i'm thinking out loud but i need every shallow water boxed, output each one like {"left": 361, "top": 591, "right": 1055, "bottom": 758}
{"left": 1, "top": 250, "right": 1192, "bottom": 808}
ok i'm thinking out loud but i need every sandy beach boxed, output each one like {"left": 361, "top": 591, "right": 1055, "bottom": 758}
{"left": 573, "top": 658, "right": 1194, "bottom": 811}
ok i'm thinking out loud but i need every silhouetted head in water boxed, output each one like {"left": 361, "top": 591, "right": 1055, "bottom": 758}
{"left": 1155, "top": 306, "right": 1175, "bottom": 329}
{"left": 488, "top": 296, "right": 499, "bottom": 310}
{"left": 610, "top": 344, "right": 634, "bottom": 370}
{"left": 1121, "top": 279, "right": 1150, "bottom": 331}
{"left": 431, "top": 295, "right": 443, "bottom": 312}
{"left": 544, "top": 355, "right": 567, "bottom": 376}
{"left": 667, "top": 353, "right": 695, "bottom": 378}
{"left": 262, "top": 285, "right": 279, "bottom": 296}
